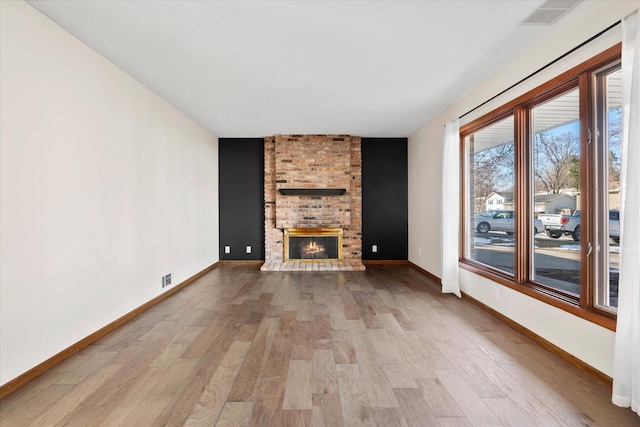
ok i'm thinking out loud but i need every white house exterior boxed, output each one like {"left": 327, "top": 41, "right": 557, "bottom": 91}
{"left": 534, "top": 193, "right": 577, "bottom": 214}
{"left": 485, "top": 192, "right": 513, "bottom": 212}
{"left": 486, "top": 192, "right": 577, "bottom": 214}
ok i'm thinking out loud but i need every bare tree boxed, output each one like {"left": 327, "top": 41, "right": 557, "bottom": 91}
{"left": 472, "top": 142, "right": 514, "bottom": 213}
{"left": 534, "top": 130, "right": 580, "bottom": 194}
{"left": 533, "top": 108, "right": 621, "bottom": 194}
{"left": 607, "top": 106, "right": 622, "bottom": 185}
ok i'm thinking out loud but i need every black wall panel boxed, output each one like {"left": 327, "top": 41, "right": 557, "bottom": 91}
{"left": 219, "top": 137, "right": 407, "bottom": 261}
{"left": 219, "top": 138, "right": 264, "bottom": 260}
{"left": 362, "top": 138, "right": 408, "bottom": 260}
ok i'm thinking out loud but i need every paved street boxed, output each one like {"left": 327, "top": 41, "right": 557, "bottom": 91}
{"left": 472, "top": 231, "right": 619, "bottom": 305}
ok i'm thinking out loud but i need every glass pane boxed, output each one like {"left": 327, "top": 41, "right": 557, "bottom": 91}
{"left": 596, "top": 68, "right": 622, "bottom": 310}
{"left": 465, "top": 116, "right": 515, "bottom": 274}
{"left": 289, "top": 236, "right": 338, "bottom": 260}
{"left": 532, "top": 89, "right": 580, "bottom": 296}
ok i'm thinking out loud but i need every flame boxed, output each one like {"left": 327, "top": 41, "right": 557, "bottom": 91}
{"left": 302, "top": 240, "right": 324, "bottom": 255}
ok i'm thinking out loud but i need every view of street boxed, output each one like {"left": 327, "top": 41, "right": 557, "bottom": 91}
{"left": 472, "top": 231, "right": 619, "bottom": 305}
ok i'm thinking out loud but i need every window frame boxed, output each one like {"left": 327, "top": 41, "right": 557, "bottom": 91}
{"left": 461, "top": 110, "right": 516, "bottom": 281}
{"left": 459, "top": 44, "right": 622, "bottom": 331}
{"left": 592, "top": 62, "right": 623, "bottom": 316}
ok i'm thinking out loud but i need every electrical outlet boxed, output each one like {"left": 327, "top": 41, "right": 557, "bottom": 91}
{"left": 224, "top": 245, "right": 231, "bottom": 254}
{"left": 418, "top": 247, "right": 422, "bottom": 255}
{"left": 372, "top": 245, "right": 378, "bottom": 253}
{"left": 246, "top": 245, "right": 252, "bottom": 254}
{"left": 112, "top": 292, "right": 118, "bottom": 303}
{"left": 493, "top": 286, "right": 500, "bottom": 301}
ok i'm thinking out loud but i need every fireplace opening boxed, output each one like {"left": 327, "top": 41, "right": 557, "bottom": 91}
{"left": 284, "top": 228, "right": 342, "bottom": 262}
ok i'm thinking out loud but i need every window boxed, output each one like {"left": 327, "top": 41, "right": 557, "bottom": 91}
{"left": 460, "top": 45, "right": 622, "bottom": 328}
{"left": 531, "top": 88, "right": 581, "bottom": 297}
{"left": 594, "top": 64, "right": 623, "bottom": 313}
{"left": 464, "top": 115, "right": 515, "bottom": 276}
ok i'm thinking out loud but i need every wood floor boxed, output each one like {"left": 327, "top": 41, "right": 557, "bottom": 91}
{"left": 1, "top": 264, "right": 637, "bottom": 426}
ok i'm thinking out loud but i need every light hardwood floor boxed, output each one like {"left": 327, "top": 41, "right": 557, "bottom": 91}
{"left": 1, "top": 264, "right": 638, "bottom": 426}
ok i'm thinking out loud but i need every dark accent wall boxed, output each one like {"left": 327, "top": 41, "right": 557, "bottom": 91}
{"left": 219, "top": 136, "right": 407, "bottom": 261}
{"left": 361, "top": 138, "right": 408, "bottom": 260}
{"left": 219, "top": 138, "right": 264, "bottom": 260}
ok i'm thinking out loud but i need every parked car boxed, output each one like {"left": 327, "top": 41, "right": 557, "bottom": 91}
{"left": 474, "top": 210, "right": 544, "bottom": 235}
{"left": 537, "top": 213, "right": 563, "bottom": 228}
{"left": 542, "top": 209, "right": 620, "bottom": 242}
{"left": 609, "top": 210, "right": 620, "bottom": 243}
{"left": 539, "top": 212, "right": 573, "bottom": 239}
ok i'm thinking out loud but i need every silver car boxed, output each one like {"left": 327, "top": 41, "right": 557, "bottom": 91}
{"left": 475, "top": 210, "right": 544, "bottom": 235}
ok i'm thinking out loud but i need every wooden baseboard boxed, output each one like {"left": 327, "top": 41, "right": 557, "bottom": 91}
{"left": 218, "top": 260, "right": 264, "bottom": 267}
{"left": 407, "top": 262, "right": 613, "bottom": 390}
{"left": 408, "top": 261, "right": 442, "bottom": 284}
{"left": 462, "top": 292, "right": 613, "bottom": 389}
{"left": 362, "top": 260, "right": 409, "bottom": 265}
{"left": 0, "top": 261, "right": 220, "bottom": 400}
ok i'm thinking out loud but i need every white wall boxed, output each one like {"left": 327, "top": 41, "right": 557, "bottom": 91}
{"left": 408, "top": 1, "right": 638, "bottom": 376}
{"left": 0, "top": 1, "right": 219, "bottom": 386}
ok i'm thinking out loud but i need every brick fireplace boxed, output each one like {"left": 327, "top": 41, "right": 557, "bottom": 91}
{"left": 261, "top": 135, "right": 365, "bottom": 271}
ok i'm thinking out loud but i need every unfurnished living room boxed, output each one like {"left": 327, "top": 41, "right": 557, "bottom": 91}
{"left": 1, "top": 1, "right": 639, "bottom": 426}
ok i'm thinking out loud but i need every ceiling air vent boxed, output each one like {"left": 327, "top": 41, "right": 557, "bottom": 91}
{"left": 520, "top": 0, "right": 581, "bottom": 25}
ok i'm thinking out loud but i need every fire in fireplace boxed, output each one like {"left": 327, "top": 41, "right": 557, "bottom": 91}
{"left": 301, "top": 240, "right": 326, "bottom": 258}
{"left": 284, "top": 228, "right": 342, "bottom": 262}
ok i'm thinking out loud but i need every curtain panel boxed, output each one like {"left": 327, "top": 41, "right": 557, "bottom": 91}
{"left": 612, "top": 9, "right": 640, "bottom": 417}
{"left": 441, "top": 119, "right": 461, "bottom": 298}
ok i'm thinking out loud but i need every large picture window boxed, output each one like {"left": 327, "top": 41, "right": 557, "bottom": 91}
{"left": 531, "top": 88, "right": 581, "bottom": 297}
{"left": 463, "top": 115, "right": 515, "bottom": 276}
{"left": 460, "top": 45, "right": 622, "bottom": 328}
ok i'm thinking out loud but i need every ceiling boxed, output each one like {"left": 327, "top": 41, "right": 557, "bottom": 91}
{"left": 26, "top": 0, "right": 585, "bottom": 138}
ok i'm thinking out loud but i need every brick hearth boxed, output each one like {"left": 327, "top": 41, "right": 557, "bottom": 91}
{"left": 261, "top": 261, "right": 364, "bottom": 272}
{"left": 262, "top": 135, "right": 364, "bottom": 272}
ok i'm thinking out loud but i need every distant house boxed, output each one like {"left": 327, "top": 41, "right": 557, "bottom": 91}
{"left": 609, "top": 185, "right": 620, "bottom": 210}
{"left": 534, "top": 193, "right": 577, "bottom": 214}
{"left": 571, "top": 185, "right": 618, "bottom": 211}
{"left": 486, "top": 192, "right": 578, "bottom": 215}
{"left": 485, "top": 192, "right": 514, "bottom": 212}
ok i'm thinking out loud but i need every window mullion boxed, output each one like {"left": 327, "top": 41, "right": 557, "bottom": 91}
{"left": 514, "top": 106, "right": 530, "bottom": 285}
{"left": 579, "top": 72, "right": 594, "bottom": 309}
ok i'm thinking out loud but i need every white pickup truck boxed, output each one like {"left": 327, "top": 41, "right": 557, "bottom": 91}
{"left": 538, "top": 210, "right": 620, "bottom": 242}
{"left": 537, "top": 212, "right": 575, "bottom": 239}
